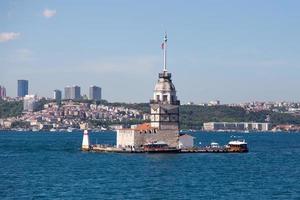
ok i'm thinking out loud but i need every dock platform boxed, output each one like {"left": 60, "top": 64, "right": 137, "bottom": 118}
{"left": 86, "top": 144, "right": 248, "bottom": 153}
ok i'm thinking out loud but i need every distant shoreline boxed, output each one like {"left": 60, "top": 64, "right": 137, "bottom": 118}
{"left": 1, "top": 129, "right": 300, "bottom": 134}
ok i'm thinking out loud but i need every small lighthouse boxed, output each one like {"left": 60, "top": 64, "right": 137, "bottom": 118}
{"left": 82, "top": 130, "right": 90, "bottom": 151}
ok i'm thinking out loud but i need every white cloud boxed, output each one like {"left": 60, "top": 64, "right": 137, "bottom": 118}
{"left": 43, "top": 9, "right": 56, "bottom": 18}
{"left": 0, "top": 32, "right": 20, "bottom": 42}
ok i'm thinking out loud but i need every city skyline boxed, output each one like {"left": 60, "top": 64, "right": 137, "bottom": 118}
{"left": 1, "top": 1, "right": 300, "bottom": 103}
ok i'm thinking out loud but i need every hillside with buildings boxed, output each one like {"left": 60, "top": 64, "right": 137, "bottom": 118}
{"left": 1, "top": 98, "right": 300, "bottom": 131}
{"left": 179, "top": 105, "right": 300, "bottom": 130}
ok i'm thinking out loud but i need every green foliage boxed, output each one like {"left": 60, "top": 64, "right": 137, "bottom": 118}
{"left": 269, "top": 112, "right": 300, "bottom": 125}
{"left": 180, "top": 105, "right": 264, "bottom": 129}
{"left": 0, "top": 100, "right": 23, "bottom": 118}
{"left": 88, "top": 103, "right": 300, "bottom": 129}
{"left": 35, "top": 98, "right": 49, "bottom": 111}
{"left": 0, "top": 98, "right": 51, "bottom": 118}
{"left": 179, "top": 105, "right": 300, "bottom": 129}
{"left": 11, "top": 121, "right": 30, "bottom": 128}
{"left": 88, "top": 119, "right": 110, "bottom": 128}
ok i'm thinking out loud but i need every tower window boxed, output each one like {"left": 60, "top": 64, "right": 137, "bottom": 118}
{"left": 163, "top": 95, "right": 168, "bottom": 101}
{"left": 156, "top": 95, "right": 160, "bottom": 101}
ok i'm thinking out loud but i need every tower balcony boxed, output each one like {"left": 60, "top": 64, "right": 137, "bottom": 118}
{"left": 150, "top": 99, "right": 180, "bottom": 105}
{"left": 159, "top": 72, "right": 172, "bottom": 79}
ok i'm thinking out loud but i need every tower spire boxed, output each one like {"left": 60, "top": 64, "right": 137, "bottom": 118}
{"left": 163, "top": 33, "right": 167, "bottom": 72}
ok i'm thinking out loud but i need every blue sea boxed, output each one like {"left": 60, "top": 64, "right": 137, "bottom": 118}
{"left": 0, "top": 131, "right": 299, "bottom": 200}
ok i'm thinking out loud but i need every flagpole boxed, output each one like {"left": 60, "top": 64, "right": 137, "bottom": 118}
{"left": 163, "top": 33, "right": 167, "bottom": 72}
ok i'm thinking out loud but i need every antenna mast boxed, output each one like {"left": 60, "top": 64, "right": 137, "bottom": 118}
{"left": 163, "top": 33, "right": 167, "bottom": 72}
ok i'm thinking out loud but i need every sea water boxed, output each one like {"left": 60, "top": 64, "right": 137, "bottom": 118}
{"left": 0, "top": 131, "right": 299, "bottom": 199}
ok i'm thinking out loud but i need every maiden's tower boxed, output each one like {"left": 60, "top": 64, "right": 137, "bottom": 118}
{"left": 82, "top": 35, "right": 248, "bottom": 153}
{"left": 116, "top": 34, "right": 180, "bottom": 149}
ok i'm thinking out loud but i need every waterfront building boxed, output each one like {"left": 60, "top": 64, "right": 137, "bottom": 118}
{"left": 23, "top": 95, "right": 38, "bottom": 112}
{"left": 53, "top": 89, "right": 62, "bottom": 105}
{"left": 89, "top": 85, "right": 102, "bottom": 100}
{"left": 117, "top": 34, "right": 181, "bottom": 148}
{"left": 0, "top": 86, "right": 6, "bottom": 98}
{"left": 65, "top": 85, "right": 81, "bottom": 100}
{"left": 203, "top": 122, "right": 270, "bottom": 131}
{"left": 18, "top": 80, "right": 28, "bottom": 97}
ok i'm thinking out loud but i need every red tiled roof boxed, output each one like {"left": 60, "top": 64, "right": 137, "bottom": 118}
{"left": 134, "top": 123, "right": 153, "bottom": 131}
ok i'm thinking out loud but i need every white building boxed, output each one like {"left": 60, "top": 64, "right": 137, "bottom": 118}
{"left": 208, "top": 100, "right": 220, "bottom": 106}
{"left": 203, "top": 122, "right": 270, "bottom": 131}
{"left": 23, "top": 95, "right": 38, "bottom": 112}
{"left": 179, "top": 134, "right": 194, "bottom": 149}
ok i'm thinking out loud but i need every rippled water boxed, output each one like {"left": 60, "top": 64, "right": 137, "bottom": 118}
{"left": 0, "top": 131, "right": 300, "bottom": 199}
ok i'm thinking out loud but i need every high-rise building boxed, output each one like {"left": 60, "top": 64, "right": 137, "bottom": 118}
{"left": 72, "top": 85, "right": 81, "bottom": 100}
{"left": 17, "top": 80, "right": 28, "bottom": 97}
{"left": 64, "top": 86, "right": 71, "bottom": 99}
{"left": 64, "top": 85, "right": 81, "bottom": 100}
{"left": 89, "top": 85, "right": 102, "bottom": 100}
{"left": 23, "top": 95, "right": 38, "bottom": 112}
{"left": 0, "top": 86, "right": 6, "bottom": 98}
{"left": 53, "top": 89, "right": 62, "bottom": 105}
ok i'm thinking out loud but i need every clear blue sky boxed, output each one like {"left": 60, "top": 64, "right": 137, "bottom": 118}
{"left": 1, "top": 0, "right": 300, "bottom": 103}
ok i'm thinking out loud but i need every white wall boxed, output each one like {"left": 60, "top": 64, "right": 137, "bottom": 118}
{"left": 117, "top": 129, "right": 135, "bottom": 148}
{"left": 179, "top": 135, "right": 194, "bottom": 149}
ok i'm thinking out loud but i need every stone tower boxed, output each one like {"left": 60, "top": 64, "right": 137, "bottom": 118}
{"left": 150, "top": 34, "right": 180, "bottom": 130}
{"left": 117, "top": 34, "right": 180, "bottom": 148}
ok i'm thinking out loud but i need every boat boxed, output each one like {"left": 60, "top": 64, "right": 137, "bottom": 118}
{"left": 143, "top": 141, "right": 180, "bottom": 153}
{"left": 67, "top": 127, "right": 76, "bottom": 132}
{"left": 32, "top": 127, "right": 39, "bottom": 132}
{"left": 210, "top": 142, "right": 220, "bottom": 148}
{"left": 100, "top": 127, "right": 107, "bottom": 131}
{"left": 50, "top": 128, "right": 57, "bottom": 132}
{"left": 226, "top": 139, "right": 248, "bottom": 152}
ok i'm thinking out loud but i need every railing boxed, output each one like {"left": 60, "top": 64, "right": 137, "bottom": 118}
{"left": 150, "top": 100, "right": 180, "bottom": 105}
{"left": 159, "top": 73, "right": 172, "bottom": 78}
